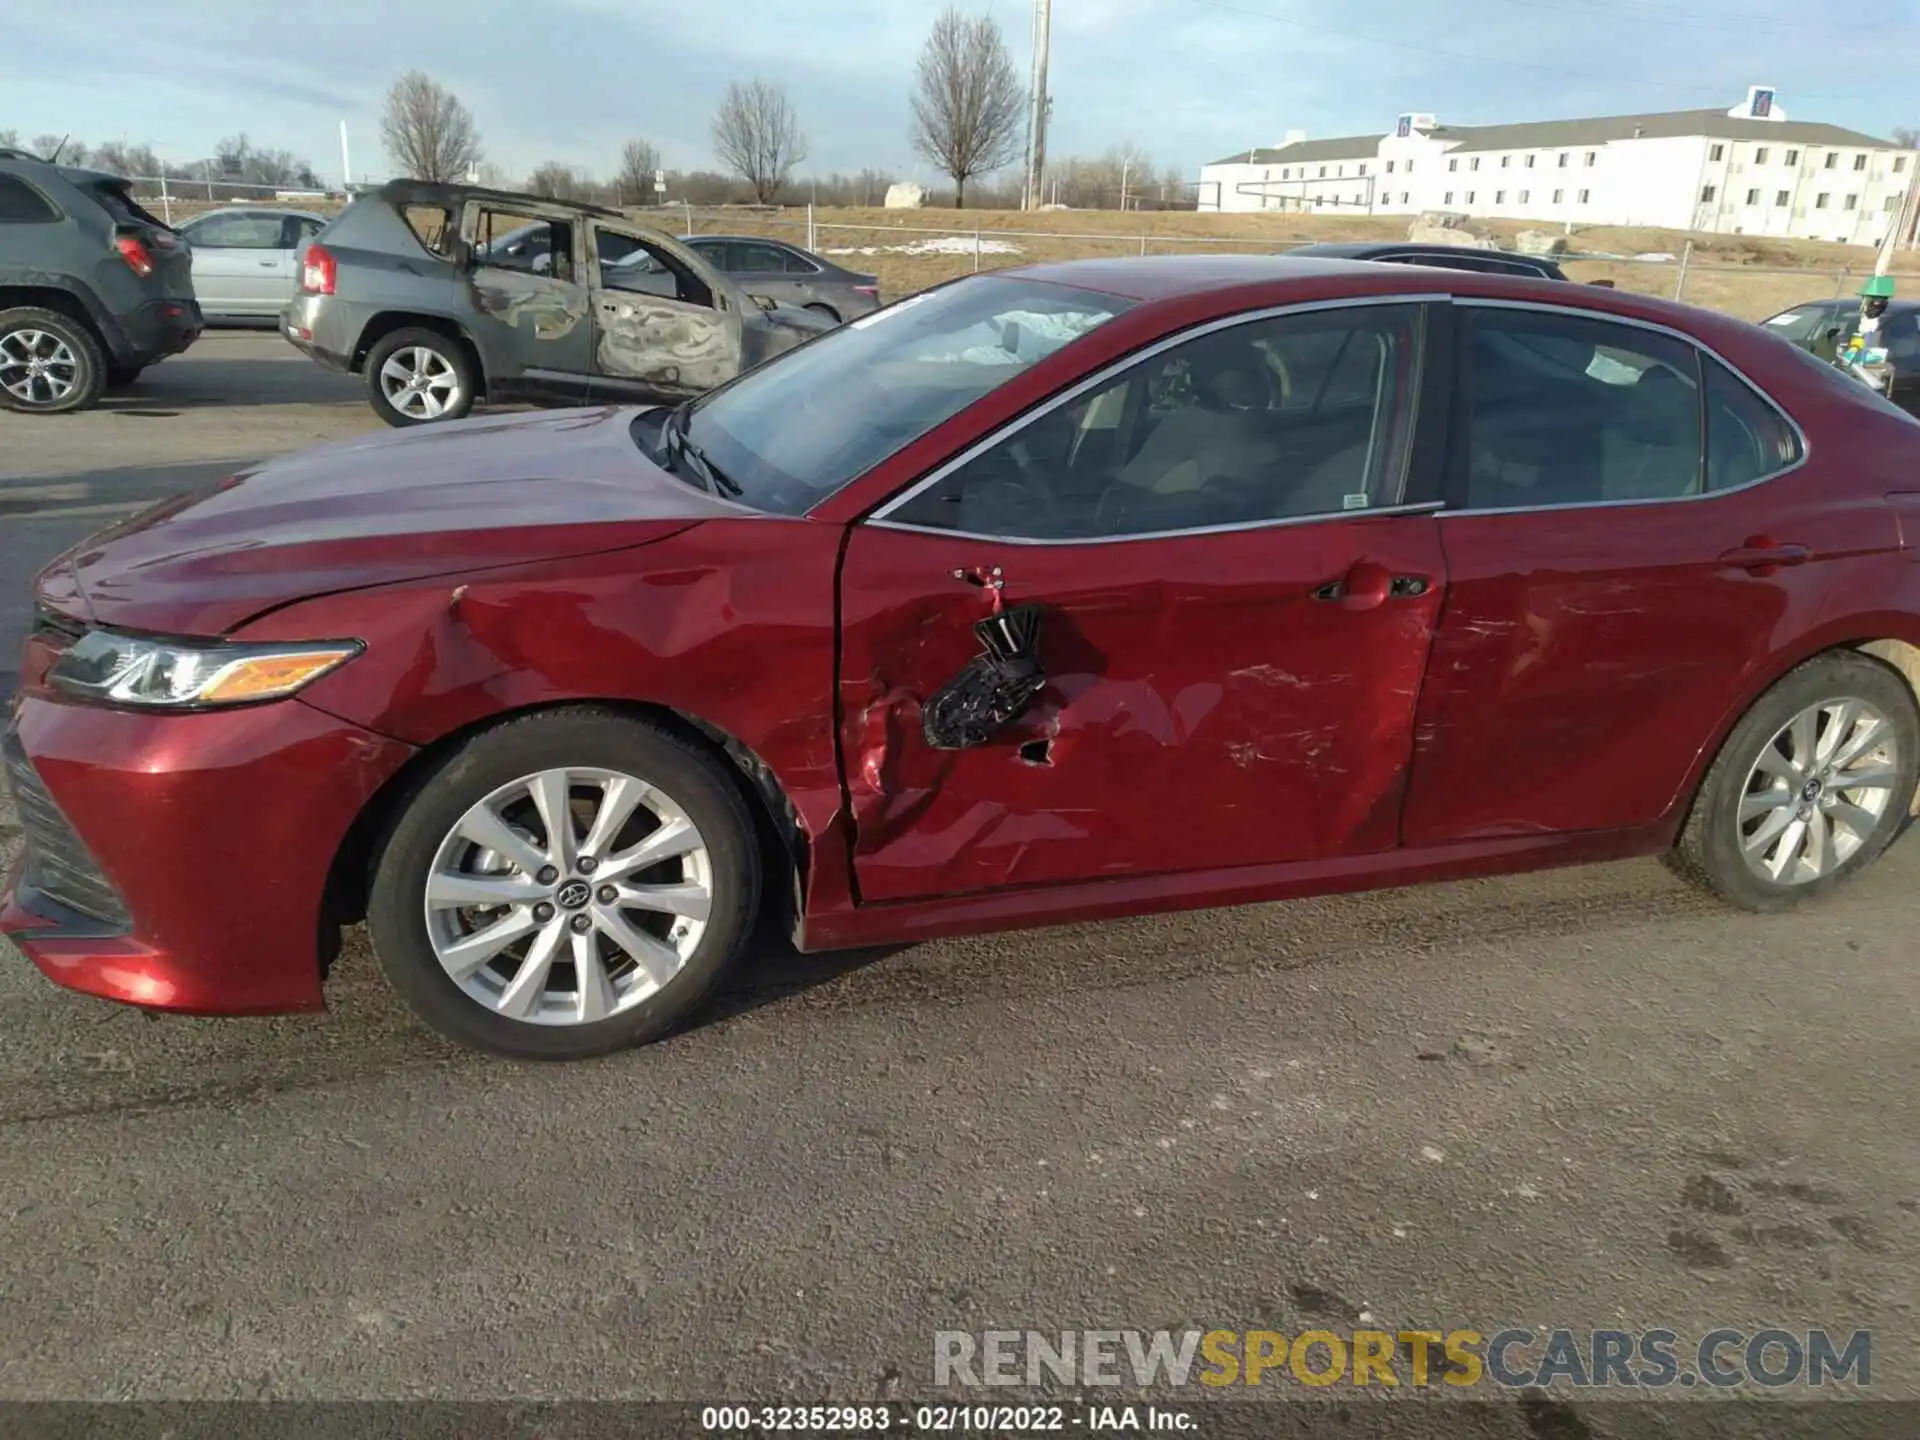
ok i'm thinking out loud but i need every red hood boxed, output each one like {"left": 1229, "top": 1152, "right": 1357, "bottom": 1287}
{"left": 47, "top": 407, "right": 743, "bottom": 635}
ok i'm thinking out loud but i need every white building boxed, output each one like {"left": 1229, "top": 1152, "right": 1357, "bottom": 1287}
{"left": 1198, "top": 87, "right": 1919, "bottom": 247}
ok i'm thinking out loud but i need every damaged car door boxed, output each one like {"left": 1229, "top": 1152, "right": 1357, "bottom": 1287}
{"left": 585, "top": 220, "right": 743, "bottom": 403}
{"left": 459, "top": 200, "right": 595, "bottom": 402}
{"left": 838, "top": 301, "right": 1450, "bottom": 902}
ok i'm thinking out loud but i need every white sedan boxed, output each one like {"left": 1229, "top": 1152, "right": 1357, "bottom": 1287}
{"left": 176, "top": 207, "right": 328, "bottom": 321}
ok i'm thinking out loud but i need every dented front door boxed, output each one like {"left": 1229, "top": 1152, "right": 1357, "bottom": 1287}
{"left": 585, "top": 221, "right": 743, "bottom": 401}
{"left": 837, "top": 515, "right": 1449, "bottom": 903}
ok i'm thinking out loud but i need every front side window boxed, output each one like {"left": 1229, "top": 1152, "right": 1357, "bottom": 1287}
{"left": 683, "top": 275, "right": 1134, "bottom": 516}
{"left": 885, "top": 303, "right": 1425, "bottom": 541}
{"left": 186, "top": 212, "right": 287, "bottom": 249}
{"left": 1458, "top": 307, "right": 1704, "bottom": 509}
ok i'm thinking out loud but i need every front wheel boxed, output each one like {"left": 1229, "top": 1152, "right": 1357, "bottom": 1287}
{"left": 363, "top": 326, "right": 476, "bottom": 427}
{"left": 1669, "top": 652, "right": 1918, "bottom": 911}
{"left": 367, "top": 710, "right": 761, "bottom": 1059}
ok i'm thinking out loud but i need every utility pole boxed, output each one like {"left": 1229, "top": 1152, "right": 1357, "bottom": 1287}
{"left": 339, "top": 121, "right": 351, "bottom": 193}
{"left": 1021, "top": 0, "right": 1051, "bottom": 210}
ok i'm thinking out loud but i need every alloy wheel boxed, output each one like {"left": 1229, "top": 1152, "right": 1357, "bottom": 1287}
{"left": 0, "top": 329, "right": 80, "bottom": 406}
{"left": 378, "top": 345, "right": 462, "bottom": 420}
{"left": 1737, "top": 697, "right": 1901, "bottom": 886}
{"left": 424, "top": 767, "right": 713, "bottom": 1025}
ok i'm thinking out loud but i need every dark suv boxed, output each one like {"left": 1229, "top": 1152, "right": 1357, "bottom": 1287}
{"left": 0, "top": 148, "right": 200, "bottom": 413}
{"left": 1285, "top": 240, "right": 1572, "bottom": 281}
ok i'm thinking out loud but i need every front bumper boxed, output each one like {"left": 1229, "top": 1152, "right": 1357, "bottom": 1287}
{"left": 1, "top": 694, "right": 414, "bottom": 1015}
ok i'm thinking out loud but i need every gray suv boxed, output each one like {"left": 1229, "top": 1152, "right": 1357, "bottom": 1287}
{"left": 0, "top": 148, "right": 201, "bottom": 413}
{"left": 282, "top": 181, "right": 835, "bottom": 426}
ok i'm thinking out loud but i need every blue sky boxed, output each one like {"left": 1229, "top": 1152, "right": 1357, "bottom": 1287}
{"left": 7, "top": 0, "right": 1914, "bottom": 185}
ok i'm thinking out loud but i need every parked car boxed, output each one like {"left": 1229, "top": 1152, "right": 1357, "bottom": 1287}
{"left": 10, "top": 255, "right": 1920, "bottom": 1059}
{"left": 1759, "top": 296, "right": 1920, "bottom": 417}
{"left": 0, "top": 147, "right": 200, "bottom": 413}
{"left": 175, "top": 206, "right": 327, "bottom": 322}
{"left": 1286, "top": 240, "right": 1571, "bottom": 281}
{"left": 281, "top": 181, "right": 834, "bottom": 427}
{"left": 681, "top": 235, "right": 881, "bottom": 321}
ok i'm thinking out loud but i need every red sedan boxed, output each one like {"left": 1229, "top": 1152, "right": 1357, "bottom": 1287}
{"left": 5, "top": 256, "right": 1919, "bottom": 1059}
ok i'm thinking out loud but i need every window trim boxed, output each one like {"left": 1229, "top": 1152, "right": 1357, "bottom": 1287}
{"left": 867, "top": 293, "right": 1450, "bottom": 547}
{"left": 1439, "top": 297, "right": 1809, "bottom": 518}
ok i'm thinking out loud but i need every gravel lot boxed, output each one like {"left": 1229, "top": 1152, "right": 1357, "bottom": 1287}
{"left": 0, "top": 336, "right": 1915, "bottom": 1435}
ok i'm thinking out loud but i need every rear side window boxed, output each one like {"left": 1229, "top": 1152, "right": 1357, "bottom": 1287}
{"left": 399, "top": 204, "right": 455, "bottom": 258}
{"left": 1704, "top": 360, "right": 1802, "bottom": 490}
{"left": 0, "top": 175, "right": 58, "bottom": 223}
{"left": 1761, "top": 306, "right": 1831, "bottom": 344}
{"left": 1459, "top": 307, "right": 1704, "bottom": 508}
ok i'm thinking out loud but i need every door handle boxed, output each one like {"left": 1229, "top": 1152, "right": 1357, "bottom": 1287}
{"left": 1718, "top": 538, "right": 1810, "bottom": 575}
{"left": 1311, "top": 560, "right": 1396, "bottom": 611}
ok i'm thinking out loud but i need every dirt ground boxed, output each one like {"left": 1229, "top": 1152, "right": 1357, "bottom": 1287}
{"left": 153, "top": 194, "right": 1915, "bottom": 323}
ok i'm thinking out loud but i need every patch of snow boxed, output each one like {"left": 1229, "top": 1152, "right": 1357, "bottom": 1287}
{"left": 822, "top": 236, "right": 1025, "bottom": 258}
{"left": 1634, "top": 251, "right": 1678, "bottom": 262}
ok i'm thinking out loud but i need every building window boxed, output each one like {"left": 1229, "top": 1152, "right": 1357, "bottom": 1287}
{"left": 1786, "top": 149, "right": 1800, "bottom": 165}
{"left": 1853, "top": 154, "right": 1868, "bottom": 171}
{"left": 1405, "top": 160, "right": 1414, "bottom": 172}
{"left": 1465, "top": 191, "right": 1475, "bottom": 203}
{"left": 1336, "top": 165, "right": 1345, "bottom": 177}
{"left": 1552, "top": 188, "right": 1564, "bottom": 203}
{"left": 1385, "top": 160, "right": 1395, "bottom": 173}
{"left": 1844, "top": 194, "right": 1858, "bottom": 210}
{"left": 1896, "top": 157, "right": 1910, "bottom": 173}
{"left": 1449, "top": 158, "right": 1459, "bottom": 172}
{"left": 1776, "top": 189, "right": 1790, "bottom": 205}
{"left": 1890, "top": 196, "right": 1905, "bottom": 213}
{"left": 1281, "top": 168, "right": 1290, "bottom": 179}
{"left": 1471, "top": 157, "right": 1482, "bottom": 171}
{"left": 1824, "top": 153, "right": 1838, "bottom": 169}
{"left": 1357, "top": 163, "right": 1367, "bottom": 175}
{"left": 1700, "top": 184, "right": 1717, "bottom": 202}
{"left": 1318, "top": 166, "right": 1327, "bottom": 177}
{"left": 1444, "top": 190, "right": 1454, "bottom": 204}
{"left": 1578, "top": 189, "right": 1590, "bottom": 204}
{"left": 1525, "top": 154, "right": 1536, "bottom": 168}
{"left": 1495, "top": 189, "right": 1506, "bottom": 203}
{"left": 1745, "top": 188, "right": 1759, "bottom": 205}
{"left": 1500, "top": 155, "right": 1511, "bottom": 168}
{"left": 1558, "top": 152, "right": 1569, "bottom": 167}
{"left": 1585, "top": 151, "right": 1597, "bottom": 166}
{"left": 1710, "top": 143, "right": 1725, "bottom": 161}
{"left": 1518, "top": 189, "right": 1530, "bottom": 203}
{"left": 1815, "top": 193, "right": 1830, "bottom": 209}
{"left": 1401, "top": 191, "right": 1410, "bottom": 204}
{"left": 1755, "top": 147, "right": 1769, "bottom": 163}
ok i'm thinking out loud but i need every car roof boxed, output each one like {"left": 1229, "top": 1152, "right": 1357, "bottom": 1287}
{"left": 686, "top": 234, "right": 796, "bottom": 245}
{"left": 1287, "top": 240, "right": 1556, "bottom": 265}
{"left": 371, "top": 178, "right": 627, "bottom": 221}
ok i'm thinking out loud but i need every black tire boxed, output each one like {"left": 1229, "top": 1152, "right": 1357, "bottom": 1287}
{"left": 0, "top": 307, "right": 106, "bottom": 415}
{"left": 361, "top": 326, "right": 477, "bottom": 428}
{"left": 366, "top": 709, "right": 761, "bottom": 1060}
{"left": 105, "top": 364, "right": 145, "bottom": 390}
{"left": 1667, "top": 652, "right": 1918, "bottom": 912}
{"left": 804, "top": 302, "right": 841, "bottom": 323}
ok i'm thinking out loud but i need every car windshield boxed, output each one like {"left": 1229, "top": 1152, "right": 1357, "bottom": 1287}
{"left": 678, "top": 275, "right": 1136, "bottom": 515}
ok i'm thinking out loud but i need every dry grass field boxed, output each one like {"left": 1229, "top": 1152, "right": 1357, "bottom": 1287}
{"left": 158, "top": 194, "right": 1917, "bottom": 322}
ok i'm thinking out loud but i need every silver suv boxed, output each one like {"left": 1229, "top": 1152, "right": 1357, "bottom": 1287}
{"left": 282, "top": 180, "right": 834, "bottom": 426}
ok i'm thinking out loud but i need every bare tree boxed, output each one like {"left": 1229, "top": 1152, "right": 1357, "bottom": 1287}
{"left": 1895, "top": 126, "right": 1919, "bottom": 150}
{"left": 381, "top": 71, "right": 483, "bottom": 183}
{"left": 711, "top": 79, "right": 808, "bottom": 205}
{"left": 615, "top": 138, "right": 662, "bottom": 206}
{"left": 0, "top": 129, "right": 17, "bottom": 150}
{"left": 527, "top": 160, "right": 592, "bottom": 201}
{"left": 909, "top": 7, "right": 1025, "bottom": 208}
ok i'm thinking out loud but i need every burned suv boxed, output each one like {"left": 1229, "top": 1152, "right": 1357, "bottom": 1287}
{"left": 0, "top": 148, "right": 200, "bottom": 414}
{"left": 282, "top": 181, "right": 834, "bottom": 426}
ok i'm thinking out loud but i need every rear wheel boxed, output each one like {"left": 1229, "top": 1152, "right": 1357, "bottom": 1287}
{"left": 0, "top": 307, "right": 105, "bottom": 414}
{"left": 804, "top": 302, "right": 841, "bottom": 323}
{"left": 367, "top": 710, "right": 761, "bottom": 1059}
{"left": 363, "top": 326, "right": 476, "bottom": 427}
{"left": 1669, "top": 652, "right": 1917, "bottom": 911}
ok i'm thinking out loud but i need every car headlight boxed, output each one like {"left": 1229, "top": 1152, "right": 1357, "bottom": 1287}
{"left": 48, "top": 631, "right": 362, "bottom": 709}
